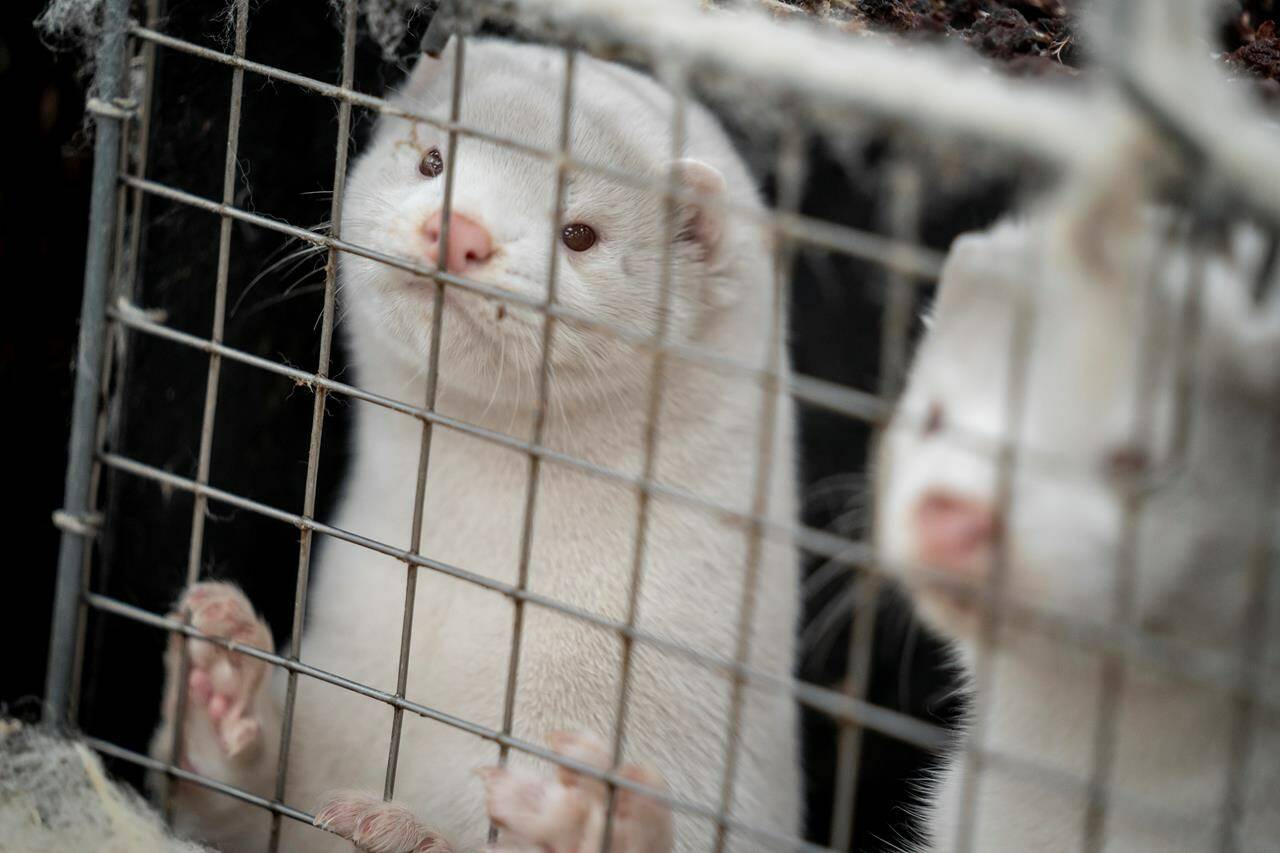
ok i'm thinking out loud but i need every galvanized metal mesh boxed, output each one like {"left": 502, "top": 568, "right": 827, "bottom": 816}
{"left": 44, "top": 0, "right": 1280, "bottom": 851}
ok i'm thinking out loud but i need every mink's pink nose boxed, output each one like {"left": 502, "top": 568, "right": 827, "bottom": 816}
{"left": 422, "top": 210, "right": 494, "bottom": 272}
{"left": 913, "top": 491, "right": 1000, "bottom": 573}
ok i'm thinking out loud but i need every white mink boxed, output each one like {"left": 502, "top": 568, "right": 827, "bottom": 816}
{"left": 875, "top": 208, "right": 1280, "bottom": 851}
{"left": 150, "top": 38, "right": 801, "bottom": 852}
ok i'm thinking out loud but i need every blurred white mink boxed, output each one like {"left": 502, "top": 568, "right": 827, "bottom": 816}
{"left": 876, "top": 203, "right": 1280, "bottom": 850}
{"left": 150, "top": 37, "right": 800, "bottom": 853}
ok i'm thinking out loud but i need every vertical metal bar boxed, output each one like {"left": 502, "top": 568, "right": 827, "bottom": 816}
{"left": 1167, "top": 220, "right": 1207, "bottom": 471}
{"left": 828, "top": 579, "right": 875, "bottom": 852}
{"left": 75, "top": 0, "right": 165, "bottom": 729}
{"left": 68, "top": 311, "right": 117, "bottom": 729}
{"left": 829, "top": 156, "right": 923, "bottom": 852}
{"left": 164, "top": 0, "right": 251, "bottom": 813}
{"left": 1214, "top": 230, "right": 1280, "bottom": 852}
{"left": 68, "top": 20, "right": 149, "bottom": 725}
{"left": 123, "top": 0, "right": 163, "bottom": 307}
{"left": 107, "top": 103, "right": 132, "bottom": 323}
{"left": 1078, "top": 390, "right": 1143, "bottom": 847}
{"left": 1081, "top": 225, "right": 1184, "bottom": 853}
{"left": 383, "top": 33, "right": 467, "bottom": 801}
{"left": 600, "top": 68, "right": 688, "bottom": 853}
{"left": 1088, "top": 2, "right": 1220, "bottom": 838}
{"left": 1216, "top": 410, "right": 1280, "bottom": 853}
{"left": 711, "top": 123, "right": 806, "bottom": 853}
{"left": 876, "top": 161, "right": 922, "bottom": 404}
{"left": 1074, "top": 52, "right": 1175, "bottom": 849}
{"left": 113, "top": 0, "right": 165, "bottom": 323}
{"left": 951, "top": 223, "right": 1037, "bottom": 853}
{"left": 489, "top": 43, "right": 577, "bottom": 843}
{"left": 44, "top": 0, "right": 132, "bottom": 725}
{"left": 64, "top": 122, "right": 129, "bottom": 729}
{"left": 266, "top": 2, "right": 358, "bottom": 846}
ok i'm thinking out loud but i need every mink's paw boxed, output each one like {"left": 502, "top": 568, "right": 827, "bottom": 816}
{"left": 314, "top": 793, "right": 454, "bottom": 853}
{"left": 161, "top": 581, "right": 274, "bottom": 760}
{"left": 479, "top": 731, "right": 673, "bottom": 853}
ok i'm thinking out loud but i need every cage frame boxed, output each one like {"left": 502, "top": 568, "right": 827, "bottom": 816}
{"left": 43, "top": 1, "right": 1280, "bottom": 851}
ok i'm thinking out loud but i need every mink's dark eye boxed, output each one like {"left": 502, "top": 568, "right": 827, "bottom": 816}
{"left": 561, "top": 223, "right": 597, "bottom": 252}
{"left": 418, "top": 147, "right": 444, "bottom": 178}
{"left": 1105, "top": 445, "right": 1150, "bottom": 483}
{"left": 923, "top": 401, "right": 945, "bottom": 436}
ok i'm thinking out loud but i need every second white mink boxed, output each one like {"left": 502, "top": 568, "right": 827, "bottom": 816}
{"left": 151, "top": 38, "right": 801, "bottom": 852}
{"left": 876, "top": 208, "right": 1280, "bottom": 851}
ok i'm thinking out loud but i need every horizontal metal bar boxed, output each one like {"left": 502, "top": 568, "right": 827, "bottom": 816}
{"left": 107, "top": 288, "right": 1139, "bottom": 568}
{"left": 84, "top": 735, "right": 319, "bottom": 827}
{"left": 99, "top": 435, "right": 1280, "bottom": 736}
{"left": 103, "top": 286, "right": 1130, "bottom": 593}
{"left": 85, "top": 591, "right": 1212, "bottom": 842}
{"left": 502, "top": 0, "right": 1094, "bottom": 164}
{"left": 119, "top": 174, "right": 1142, "bottom": 481}
{"left": 85, "top": 592, "right": 839, "bottom": 852}
{"left": 100, "top": 306, "right": 1280, "bottom": 711}
{"left": 126, "top": 23, "right": 946, "bottom": 281}
{"left": 106, "top": 303, "right": 881, "bottom": 571}
{"left": 94, "top": 450, "right": 945, "bottom": 753}
{"left": 104, "top": 422, "right": 1280, "bottom": 712}
{"left": 120, "top": 172, "right": 891, "bottom": 428}
{"left": 126, "top": 172, "right": 1126, "bottom": 487}
{"left": 119, "top": 172, "right": 1122, "bottom": 526}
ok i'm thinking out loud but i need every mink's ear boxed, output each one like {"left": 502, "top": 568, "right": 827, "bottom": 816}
{"left": 667, "top": 158, "right": 728, "bottom": 268}
{"left": 405, "top": 38, "right": 458, "bottom": 92}
{"left": 1198, "top": 226, "right": 1280, "bottom": 393}
{"left": 932, "top": 222, "right": 1036, "bottom": 324}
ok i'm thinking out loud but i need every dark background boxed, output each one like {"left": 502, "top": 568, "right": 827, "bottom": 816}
{"left": 4, "top": 0, "right": 96, "bottom": 718}
{"left": 6, "top": 1, "right": 1274, "bottom": 850}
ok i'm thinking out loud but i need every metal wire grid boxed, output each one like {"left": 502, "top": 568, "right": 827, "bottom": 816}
{"left": 42, "top": 0, "right": 1279, "bottom": 850}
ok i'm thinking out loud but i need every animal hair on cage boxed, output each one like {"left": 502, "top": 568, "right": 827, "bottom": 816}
{"left": 0, "top": 719, "right": 210, "bottom": 853}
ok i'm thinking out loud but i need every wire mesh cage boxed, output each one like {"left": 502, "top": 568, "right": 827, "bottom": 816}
{"left": 42, "top": 0, "right": 1280, "bottom": 851}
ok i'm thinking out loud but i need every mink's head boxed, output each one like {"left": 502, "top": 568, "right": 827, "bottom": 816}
{"left": 875, "top": 214, "right": 1280, "bottom": 666}
{"left": 339, "top": 38, "right": 766, "bottom": 409}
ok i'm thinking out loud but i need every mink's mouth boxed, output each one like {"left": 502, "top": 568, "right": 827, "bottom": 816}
{"left": 897, "top": 556, "right": 988, "bottom": 637}
{"left": 914, "top": 577, "right": 979, "bottom": 616}
{"left": 447, "top": 292, "right": 527, "bottom": 330}
{"left": 434, "top": 289, "right": 541, "bottom": 356}
{"left": 442, "top": 294, "right": 500, "bottom": 343}
{"left": 907, "top": 582, "right": 983, "bottom": 642}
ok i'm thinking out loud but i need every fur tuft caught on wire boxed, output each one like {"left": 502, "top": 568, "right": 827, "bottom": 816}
{"left": 0, "top": 718, "right": 210, "bottom": 852}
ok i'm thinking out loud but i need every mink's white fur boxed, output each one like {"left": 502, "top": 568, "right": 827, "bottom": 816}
{"left": 150, "top": 38, "right": 800, "bottom": 852}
